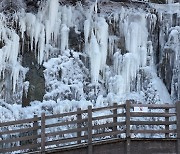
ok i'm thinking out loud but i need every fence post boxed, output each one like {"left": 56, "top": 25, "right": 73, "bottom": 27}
{"left": 176, "top": 101, "right": 180, "bottom": 154}
{"left": 41, "top": 113, "right": 45, "bottom": 154}
{"left": 113, "top": 103, "right": 118, "bottom": 138}
{"left": 88, "top": 106, "right": 92, "bottom": 154}
{"left": 33, "top": 115, "right": 38, "bottom": 151}
{"left": 126, "top": 100, "right": 131, "bottom": 154}
{"left": 77, "top": 108, "right": 82, "bottom": 144}
{"left": 165, "top": 105, "right": 169, "bottom": 138}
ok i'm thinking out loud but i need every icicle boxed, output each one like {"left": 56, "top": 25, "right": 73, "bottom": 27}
{"left": 147, "top": 41, "right": 154, "bottom": 66}
{"left": 84, "top": 19, "right": 91, "bottom": 46}
{"left": 113, "top": 52, "right": 123, "bottom": 75}
{"left": 108, "top": 36, "right": 116, "bottom": 58}
{"left": 19, "top": 17, "right": 26, "bottom": 40}
{"left": 48, "top": 0, "right": 59, "bottom": 30}
{"left": 95, "top": 17, "right": 108, "bottom": 71}
{"left": 61, "top": 24, "right": 69, "bottom": 52}
{"left": 84, "top": 5, "right": 108, "bottom": 83}
{"left": 25, "top": 13, "right": 36, "bottom": 51}
{"left": 89, "top": 31, "right": 101, "bottom": 83}
{"left": 0, "top": 14, "right": 28, "bottom": 95}
{"left": 38, "top": 27, "right": 45, "bottom": 64}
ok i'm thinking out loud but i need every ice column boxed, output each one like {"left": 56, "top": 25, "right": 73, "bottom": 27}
{"left": 110, "top": 12, "right": 148, "bottom": 95}
{"left": 84, "top": 3, "right": 108, "bottom": 83}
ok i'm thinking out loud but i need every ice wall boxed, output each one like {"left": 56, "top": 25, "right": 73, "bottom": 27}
{"left": 112, "top": 12, "right": 148, "bottom": 95}
{"left": 0, "top": 0, "right": 179, "bottom": 105}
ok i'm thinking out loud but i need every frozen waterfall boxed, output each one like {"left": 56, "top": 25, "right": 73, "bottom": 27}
{"left": 0, "top": 0, "right": 179, "bottom": 108}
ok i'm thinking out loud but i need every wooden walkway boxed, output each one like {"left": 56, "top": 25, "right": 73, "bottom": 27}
{"left": 0, "top": 100, "right": 180, "bottom": 154}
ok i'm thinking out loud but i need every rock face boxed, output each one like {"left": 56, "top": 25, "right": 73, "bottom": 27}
{"left": 22, "top": 51, "right": 45, "bottom": 106}
{"left": 155, "top": 9, "right": 180, "bottom": 101}
{"left": 158, "top": 26, "right": 180, "bottom": 101}
{"left": 0, "top": 0, "right": 179, "bottom": 107}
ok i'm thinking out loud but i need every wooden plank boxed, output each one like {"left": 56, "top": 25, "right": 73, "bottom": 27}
{"left": 131, "top": 129, "right": 176, "bottom": 134}
{"left": 0, "top": 125, "right": 41, "bottom": 135}
{"left": 45, "top": 118, "right": 87, "bottom": 129}
{"left": 77, "top": 108, "right": 82, "bottom": 144}
{"left": 131, "top": 103, "right": 175, "bottom": 109}
{"left": 0, "top": 134, "right": 41, "bottom": 144}
{"left": 131, "top": 112, "right": 176, "bottom": 117}
{"left": 88, "top": 106, "right": 93, "bottom": 154}
{"left": 45, "top": 109, "right": 88, "bottom": 119}
{"left": 0, "top": 116, "right": 40, "bottom": 127}
{"left": 126, "top": 101, "right": 131, "bottom": 138}
{"left": 131, "top": 121, "right": 176, "bottom": 125}
{"left": 41, "top": 113, "right": 46, "bottom": 153}
{"left": 46, "top": 127, "right": 88, "bottom": 137}
{"left": 92, "top": 113, "right": 125, "bottom": 121}
{"left": 92, "top": 104, "right": 125, "bottom": 112}
{"left": 126, "top": 138, "right": 131, "bottom": 154}
{"left": 92, "top": 106, "right": 114, "bottom": 112}
{"left": 165, "top": 108, "right": 170, "bottom": 138}
{"left": 33, "top": 115, "right": 38, "bottom": 151}
{"left": 92, "top": 122, "right": 126, "bottom": 130}
{"left": 113, "top": 103, "right": 118, "bottom": 137}
{"left": 45, "top": 135, "right": 87, "bottom": 146}
{"left": 117, "top": 104, "right": 126, "bottom": 108}
{"left": 92, "top": 130, "right": 126, "bottom": 138}
{"left": 92, "top": 114, "right": 116, "bottom": 121}
{"left": 126, "top": 100, "right": 131, "bottom": 154}
{"left": 117, "top": 113, "right": 126, "bottom": 117}
{"left": 1, "top": 143, "right": 41, "bottom": 153}
{"left": 176, "top": 101, "right": 180, "bottom": 154}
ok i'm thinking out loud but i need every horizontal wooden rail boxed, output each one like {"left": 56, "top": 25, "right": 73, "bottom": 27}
{"left": 130, "top": 104, "right": 175, "bottom": 109}
{"left": 46, "top": 136, "right": 88, "bottom": 146}
{"left": 92, "top": 104, "right": 125, "bottom": 112}
{"left": 93, "top": 130, "right": 126, "bottom": 138}
{"left": 92, "top": 121, "right": 126, "bottom": 130}
{"left": 46, "top": 127, "right": 88, "bottom": 137}
{"left": 0, "top": 125, "right": 41, "bottom": 135}
{"left": 1, "top": 143, "right": 41, "bottom": 153}
{"left": 45, "top": 118, "right": 88, "bottom": 128}
{"left": 131, "top": 120, "right": 176, "bottom": 125}
{"left": 0, "top": 116, "right": 40, "bottom": 127}
{"left": 92, "top": 113, "right": 125, "bottom": 121}
{"left": 131, "top": 112, "right": 176, "bottom": 117}
{"left": 131, "top": 129, "right": 176, "bottom": 134}
{"left": 45, "top": 109, "right": 88, "bottom": 119}
{"left": 0, "top": 134, "right": 41, "bottom": 144}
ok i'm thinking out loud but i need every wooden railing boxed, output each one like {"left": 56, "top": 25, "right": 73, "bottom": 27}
{"left": 0, "top": 101, "right": 179, "bottom": 154}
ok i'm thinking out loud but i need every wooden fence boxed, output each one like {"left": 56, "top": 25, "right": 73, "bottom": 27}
{"left": 0, "top": 100, "right": 180, "bottom": 154}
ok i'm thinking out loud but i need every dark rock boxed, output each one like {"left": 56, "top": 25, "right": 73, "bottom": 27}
{"left": 158, "top": 48, "right": 175, "bottom": 93}
{"left": 69, "top": 28, "right": 84, "bottom": 52}
{"left": 22, "top": 47, "right": 45, "bottom": 107}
